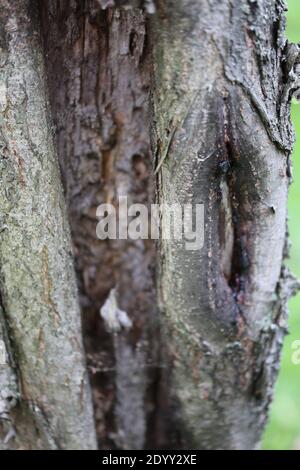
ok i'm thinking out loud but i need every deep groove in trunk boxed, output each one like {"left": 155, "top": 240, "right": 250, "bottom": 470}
{"left": 39, "top": 0, "right": 166, "bottom": 449}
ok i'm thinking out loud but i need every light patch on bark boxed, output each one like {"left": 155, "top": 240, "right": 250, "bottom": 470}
{"left": 219, "top": 178, "right": 234, "bottom": 280}
{"left": 101, "top": 289, "right": 133, "bottom": 333}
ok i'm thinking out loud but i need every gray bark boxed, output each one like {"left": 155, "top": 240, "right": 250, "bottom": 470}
{"left": 150, "top": 0, "right": 298, "bottom": 449}
{"left": 0, "top": 0, "right": 96, "bottom": 449}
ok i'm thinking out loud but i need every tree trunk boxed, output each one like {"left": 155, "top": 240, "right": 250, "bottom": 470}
{"left": 150, "top": 0, "right": 298, "bottom": 449}
{"left": 0, "top": 0, "right": 298, "bottom": 450}
{"left": 39, "top": 0, "right": 163, "bottom": 450}
{"left": 0, "top": 0, "right": 96, "bottom": 449}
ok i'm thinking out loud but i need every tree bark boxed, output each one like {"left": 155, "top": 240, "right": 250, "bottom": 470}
{"left": 0, "top": 0, "right": 96, "bottom": 449}
{"left": 150, "top": 0, "right": 298, "bottom": 449}
{"left": 40, "top": 0, "right": 164, "bottom": 450}
{"left": 0, "top": 0, "right": 298, "bottom": 451}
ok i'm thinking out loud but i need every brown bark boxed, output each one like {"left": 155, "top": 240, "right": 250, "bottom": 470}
{"left": 0, "top": 0, "right": 298, "bottom": 450}
{"left": 40, "top": 0, "right": 165, "bottom": 449}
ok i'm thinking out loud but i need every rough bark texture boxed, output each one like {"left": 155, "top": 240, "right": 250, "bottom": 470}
{"left": 150, "top": 0, "right": 298, "bottom": 449}
{"left": 97, "top": 0, "right": 156, "bottom": 12}
{"left": 0, "top": 0, "right": 96, "bottom": 449}
{"left": 40, "top": 0, "right": 163, "bottom": 450}
{"left": 0, "top": 0, "right": 297, "bottom": 451}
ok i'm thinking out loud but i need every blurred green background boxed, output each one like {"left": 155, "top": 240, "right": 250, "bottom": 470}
{"left": 262, "top": 0, "right": 300, "bottom": 450}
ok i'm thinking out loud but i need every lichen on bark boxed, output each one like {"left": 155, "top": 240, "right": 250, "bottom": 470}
{"left": 0, "top": 0, "right": 96, "bottom": 449}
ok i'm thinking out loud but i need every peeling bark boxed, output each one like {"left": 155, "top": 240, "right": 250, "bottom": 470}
{"left": 0, "top": 0, "right": 96, "bottom": 449}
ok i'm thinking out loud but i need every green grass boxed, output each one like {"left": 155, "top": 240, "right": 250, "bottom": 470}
{"left": 262, "top": 0, "right": 300, "bottom": 450}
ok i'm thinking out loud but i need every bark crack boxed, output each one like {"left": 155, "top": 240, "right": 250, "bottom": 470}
{"left": 218, "top": 96, "right": 250, "bottom": 327}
